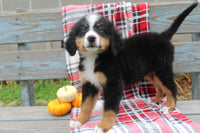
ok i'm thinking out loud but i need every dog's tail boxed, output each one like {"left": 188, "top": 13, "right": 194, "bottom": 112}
{"left": 161, "top": 2, "right": 198, "bottom": 40}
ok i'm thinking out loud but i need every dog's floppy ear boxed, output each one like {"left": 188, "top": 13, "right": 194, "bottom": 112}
{"left": 110, "top": 24, "right": 122, "bottom": 56}
{"left": 64, "top": 31, "right": 77, "bottom": 56}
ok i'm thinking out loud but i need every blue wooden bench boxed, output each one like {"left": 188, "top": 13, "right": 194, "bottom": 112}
{"left": 0, "top": 2, "right": 199, "bottom": 132}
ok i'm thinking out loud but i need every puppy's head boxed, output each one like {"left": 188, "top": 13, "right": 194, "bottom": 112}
{"left": 64, "top": 14, "right": 122, "bottom": 56}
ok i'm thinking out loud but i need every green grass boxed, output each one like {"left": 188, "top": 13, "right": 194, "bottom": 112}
{"left": 0, "top": 79, "right": 70, "bottom": 105}
{"left": 34, "top": 79, "right": 70, "bottom": 102}
{"left": 0, "top": 81, "right": 21, "bottom": 104}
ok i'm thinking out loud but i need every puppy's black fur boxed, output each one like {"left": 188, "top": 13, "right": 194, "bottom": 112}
{"left": 66, "top": 3, "right": 198, "bottom": 132}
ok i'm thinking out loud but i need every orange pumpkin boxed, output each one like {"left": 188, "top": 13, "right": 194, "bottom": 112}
{"left": 48, "top": 98, "right": 71, "bottom": 116}
{"left": 72, "top": 93, "right": 82, "bottom": 107}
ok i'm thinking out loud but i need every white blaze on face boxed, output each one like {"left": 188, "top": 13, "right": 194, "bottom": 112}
{"left": 84, "top": 14, "right": 101, "bottom": 52}
{"left": 86, "top": 14, "right": 101, "bottom": 29}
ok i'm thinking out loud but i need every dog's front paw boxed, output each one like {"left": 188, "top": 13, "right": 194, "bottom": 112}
{"left": 162, "top": 106, "right": 169, "bottom": 113}
{"left": 162, "top": 106, "right": 175, "bottom": 113}
{"left": 151, "top": 98, "right": 162, "bottom": 105}
{"left": 94, "top": 123, "right": 113, "bottom": 133}
{"left": 69, "top": 120, "right": 82, "bottom": 128}
{"left": 94, "top": 126, "right": 106, "bottom": 133}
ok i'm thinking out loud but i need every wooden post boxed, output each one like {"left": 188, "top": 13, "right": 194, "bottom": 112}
{"left": 20, "top": 80, "right": 35, "bottom": 106}
{"left": 192, "top": 33, "right": 200, "bottom": 100}
{"left": 16, "top": 9, "right": 35, "bottom": 106}
{"left": 18, "top": 43, "right": 35, "bottom": 106}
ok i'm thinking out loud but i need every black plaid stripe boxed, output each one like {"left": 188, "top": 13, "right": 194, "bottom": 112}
{"left": 138, "top": 79, "right": 156, "bottom": 99}
{"left": 87, "top": 6, "right": 98, "bottom": 13}
{"left": 133, "top": 4, "right": 140, "bottom": 34}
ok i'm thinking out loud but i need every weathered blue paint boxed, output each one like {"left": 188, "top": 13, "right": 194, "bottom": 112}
{"left": 173, "top": 42, "right": 200, "bottom": 73}
{"left": 0, "top": 3, "right": 199, "bottom": 44}
{"left": 1, "top": 42, "right": 200, "bottom": 81}
{"left": 150, "top": 4, "right": 200, "bottom": 33}
{"left": 0, "top": 49, "right": 67, "bottom": 81}
{"left": 0, "top": 12, "right": 63, "bottom": 44}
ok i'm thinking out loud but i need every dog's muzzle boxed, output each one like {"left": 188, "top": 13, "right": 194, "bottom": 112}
{"left": 87, "top": 35, "right": 97, "bottom": 48}
{"left": 87, "top": 35, "right": 96, "bottom": 43}
{"left": 84, "top": 31, "right": 100, "bottom": 50}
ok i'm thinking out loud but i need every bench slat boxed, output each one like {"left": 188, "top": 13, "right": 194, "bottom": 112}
{"left": 176, "top": 100, "right": 200, "bottom": 125}
{"left": 0, "top": 49, "right": 67, "bottom": 81}
{"left": 0, "top": 121, "right": 70, "bottom": 133}
{"left": 0, "top": 100, "right": 199, "bottom": 132}
{"left": 0, "top": 12, "right": 62, "bottom": 44}
{"left": 1, "top": 42, "right": 200, "bottom": 81}
{"left": 0, "top": 2, "right": 199, "bottom": 44}
{"left": 176, "top": 100, "right": 200, "bottom": 115}
{"left": 0, "top": 106, "right": 70, "bottom": 132}
{"left": 0, "top": 106, "right": 70, "bottom": 120}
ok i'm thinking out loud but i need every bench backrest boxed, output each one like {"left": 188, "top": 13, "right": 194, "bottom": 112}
{"left": 0, "top": 2, "right": 199, "bottom": 81}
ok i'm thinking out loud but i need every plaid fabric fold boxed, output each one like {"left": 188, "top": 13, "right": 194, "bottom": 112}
{"left": 61, "top": 2, "right": 200, "bottom": 133}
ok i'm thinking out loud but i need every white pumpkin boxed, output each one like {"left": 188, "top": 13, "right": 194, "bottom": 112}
{"left": 57, "top": 85, "right": 77, "bottom": 102}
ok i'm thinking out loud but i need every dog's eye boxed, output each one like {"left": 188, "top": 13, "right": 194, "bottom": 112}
{"left": 95, "top": 23, "right": 104, "bottom": 31}
{"left": 97, "top": 26, "right": 103, "bottom": 30}
{"left": 81, "top": 25, "right": 88, "bottom": 30}
{"left": 80, "top": 23, "right": 88, "bottom": 32}
{"left": 82, "top": 23, "right": 88, "bottom": 28}
{"left": 78, "top": 25, "right": 88, "bottom": 37}
{"left": 78, "top": 30, "right": 86, "bottom": 37}
{"left": 81, "top": 27, "right": 86, "bottom": 31}
{"left": 96, "top": 25, "right": 104, "bottom": 33}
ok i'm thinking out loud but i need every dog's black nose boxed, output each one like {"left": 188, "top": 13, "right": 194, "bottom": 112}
{"left": 87, "top": 35, "right": 96, "bottom": 43}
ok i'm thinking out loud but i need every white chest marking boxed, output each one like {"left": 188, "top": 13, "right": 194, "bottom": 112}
{"left": 82, "top": 54, "right": 102, "bottom": 89}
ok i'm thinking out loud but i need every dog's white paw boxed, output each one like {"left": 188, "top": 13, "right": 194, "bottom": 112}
{"left": 162, "top": 106, "right": 169, "bottom": 113}
{"left": 146, "top": 99, "right": 151, "bottom": 104}
{"left": 69, "top": 120, "right": 82, "bottom": 128}
{"left": 94, "top": 126, "right": 104, "bottom": 133}
{"left": 150, "top": 100, "right": 158, "bottom": 105}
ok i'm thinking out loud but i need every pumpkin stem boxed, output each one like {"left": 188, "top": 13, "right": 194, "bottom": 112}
{"left": 57, "top": 97, "right": 61, "bottom": 104}
{"left": 64, "top": 86, "right": 67, "bottom": 91}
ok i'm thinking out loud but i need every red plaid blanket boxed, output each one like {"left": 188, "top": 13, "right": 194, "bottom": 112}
{"left": 71, "top": 99, "right": 200, "bottom": 133}
{"left": 62, "top": 2, "right": 200, "bottom": 133}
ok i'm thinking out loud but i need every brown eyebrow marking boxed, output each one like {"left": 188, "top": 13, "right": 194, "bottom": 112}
{"left": 82, "top": 23, "right": 88, "bottom": 28}
{"left": 96, "top": 22, "right": 103, "bottom": 27}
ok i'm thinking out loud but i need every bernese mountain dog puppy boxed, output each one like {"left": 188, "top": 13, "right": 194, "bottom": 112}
{"left": 65, "top": 3, "right": 197, "bottom": 133}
